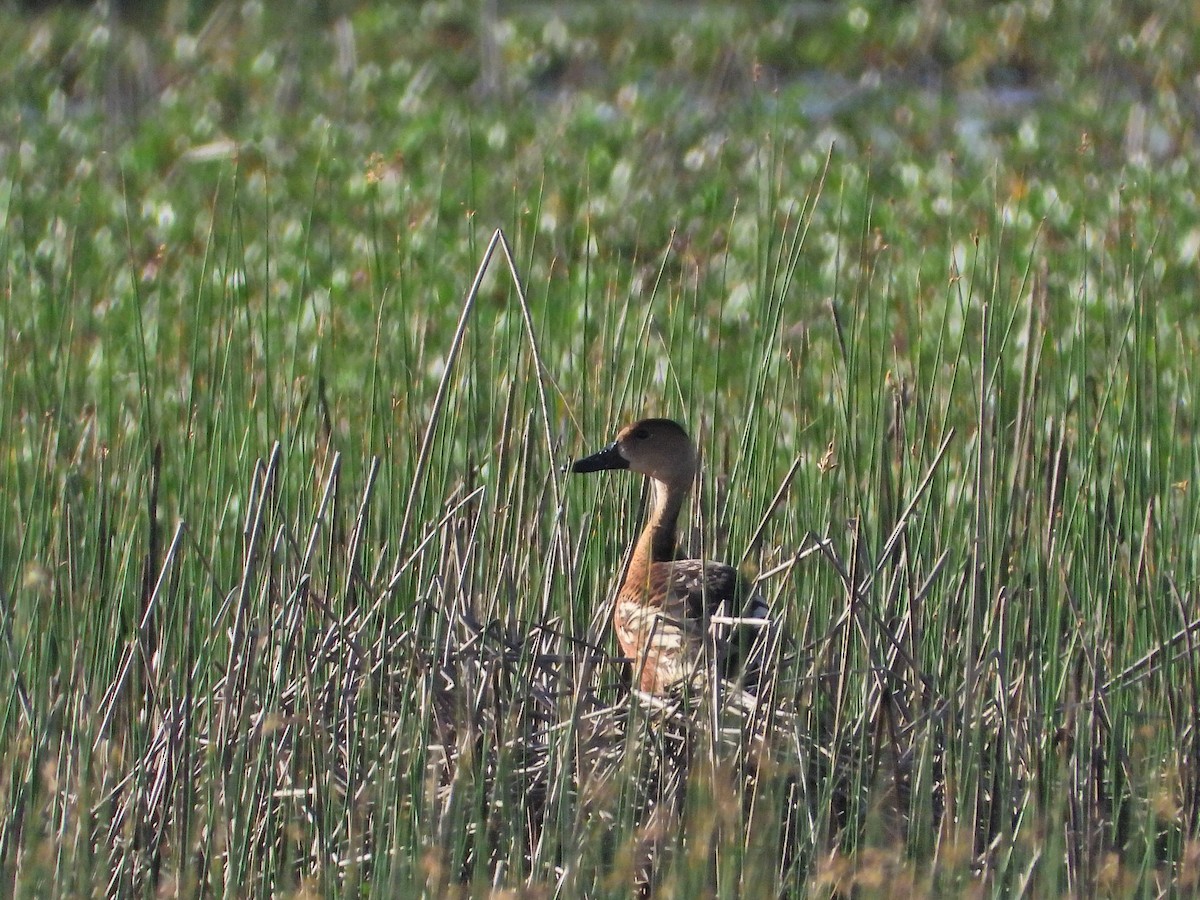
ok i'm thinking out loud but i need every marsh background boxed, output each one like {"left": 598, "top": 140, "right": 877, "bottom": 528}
{"left": 3, "top": 0, "right": 1200, "bottom": 895}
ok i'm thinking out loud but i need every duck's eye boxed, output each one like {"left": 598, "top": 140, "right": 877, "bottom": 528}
{"left": 632, "top": 427, "right": 650, "bottom": 440}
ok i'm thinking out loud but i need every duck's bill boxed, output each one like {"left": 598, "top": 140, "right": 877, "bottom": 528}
{"left": 571, "top": 441, "right": 629, "bottom": 473}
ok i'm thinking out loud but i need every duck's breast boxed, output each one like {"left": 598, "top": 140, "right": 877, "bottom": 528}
{"left": 614, "top": 558, "right": 751, "bottom": 691}
{"left": 622, "top": 557, "right": 773, "bottom": 692}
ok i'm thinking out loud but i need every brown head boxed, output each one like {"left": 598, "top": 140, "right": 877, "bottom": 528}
{"left": 572, "top": 418, "right": 697, "bottom": 489}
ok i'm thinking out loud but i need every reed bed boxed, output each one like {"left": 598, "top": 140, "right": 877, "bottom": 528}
{"left": 6, "top": 217, "right": 1199, "bottom": 897}
{"left": 4, "top": 8, "right": 1200, "bottom": 892}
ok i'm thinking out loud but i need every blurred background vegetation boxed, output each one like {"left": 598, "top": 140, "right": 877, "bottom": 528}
{"left": 4, "top": 0, "right": 1198, "bottom": 447}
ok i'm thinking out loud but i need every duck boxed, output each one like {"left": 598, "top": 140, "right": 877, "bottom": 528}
{"left": 572, "top": 418, "right": 770, "bottom": 695}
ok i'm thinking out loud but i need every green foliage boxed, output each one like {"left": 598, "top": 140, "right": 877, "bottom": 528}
{"left": 3, "top": 0, "right": 1200, "bottom": 896}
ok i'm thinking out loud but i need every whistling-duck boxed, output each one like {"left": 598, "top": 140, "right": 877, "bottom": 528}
{"left": 572, "top": 418, "right": 768, "bottom": 694}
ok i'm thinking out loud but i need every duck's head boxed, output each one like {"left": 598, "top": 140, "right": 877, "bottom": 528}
{"left": 572, "top": 418, "right": 697, "bottom": 488}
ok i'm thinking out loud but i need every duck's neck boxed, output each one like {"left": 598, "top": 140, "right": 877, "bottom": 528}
{"left": 635, "top": 476, "right": 689, "bottom": 564}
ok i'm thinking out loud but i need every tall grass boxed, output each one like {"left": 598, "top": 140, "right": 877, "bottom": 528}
{"left": 4, "top": 158, "right": 1200, "bottom": 896}
{"left": 4, "top": 3, "right": 1200, "bottom": 897}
